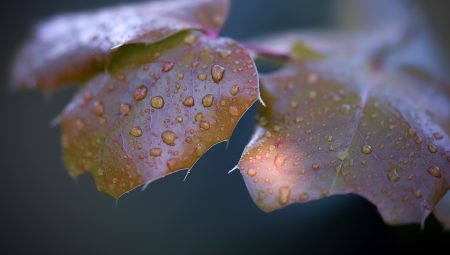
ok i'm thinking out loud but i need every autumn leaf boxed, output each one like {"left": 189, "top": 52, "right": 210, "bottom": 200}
{"left": 12, "top": 0, "right": 229, "bottom": 91}
{"left": 238, "top": 34, "right": 449, "bottom": 225}
{"left": 59, "top": 29, "right": 258, "bottom": 197}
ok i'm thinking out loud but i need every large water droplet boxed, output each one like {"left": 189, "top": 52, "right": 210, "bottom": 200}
{"left": 387, "top": 167, "right": 400, "bottom": 182}
{"left": 134, "top": 85, "right": 148, "bottom": 101}
{"left": 149, "top": 148, "right": 162, "bottom": 157}
{"left": 183, "top": 96, "right": 195, "bottom": 107}
{"left": 161, "top": 130, "right": 178, "bottom": 146}
{"left": 211, "top": 64, "right": 225, "bottom": 83}
{"left": 200, "top": 121, "right": 210, "bottom": 130}
{"left": 274, "top": 154, "right": 287, "bottom": 167}
{"left": 361, "top": 145, "right": 373, "bottom": 154}
{"left": 247, "top": 168, "right": 256, "bottom": 177}
{"left": 202, "top": 94, "right": 214, "bottom": 107}
{"left": 120, "top": 103, "right": 132, "bottom": 116}
{"left": 230, "top": 85, "right": 240, "bottom": 96}
{"left": 151, "top": 96, "right": 165, "bottom": 109}
{"left": 427, "top": 165, "right": 441, "bottom": 178}
{"left": 130, "top": 127, "right": 143, "bottom": 137}
{"left": 428, "top": 144, "right": 437, "bottom": 153}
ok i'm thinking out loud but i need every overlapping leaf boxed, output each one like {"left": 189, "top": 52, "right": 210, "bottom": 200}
{"left": 12, "top": 0, "right": 229, "bottom": 91}
{"left": 238, "top": 36, "right": 449, "bottom": 225}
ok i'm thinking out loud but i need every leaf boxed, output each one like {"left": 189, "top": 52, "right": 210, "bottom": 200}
{"left": 12, "top": 0, "right": 229, "bottom": 91}
{"left": 60, "top": 30, "right": 259, "bottom": 197}
{"left": 238, "top": 36, "right": 450, "bottom": 225}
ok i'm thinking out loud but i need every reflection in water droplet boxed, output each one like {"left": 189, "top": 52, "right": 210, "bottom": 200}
{"left": 134, "top": 85, "right": 148, "bottom": 101}
{"left": 162, "top": 130, "right": 178, "bottom": 146}
{"left": 120, "top": 103, "right": 132, "bottom": 116}
{"left": 202, "top": 94, "right": 214, "bottom": 107}
{"left": 130, "top": 127, "right": 143, "bottom": 137}
{"left": 211, "top": 64, "right": 225, "bottom": 83}
{"left": 427, "top": 166, "right": 441, "bottom": 178}
{"left": 151, "top": 96, "right": 165, "bottom": 109}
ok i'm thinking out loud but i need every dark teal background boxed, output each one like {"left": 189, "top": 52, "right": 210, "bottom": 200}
{"left": 1, "top": 0, "right": 449, "bottom": 254}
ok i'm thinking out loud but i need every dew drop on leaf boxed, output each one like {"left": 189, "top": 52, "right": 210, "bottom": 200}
{"left": 151, "top": 96, "right": 165, "bottom": 109}
{"left": 161, "top": 130, "right": 178, "bottom": 146}
{"left": 134, "top": 85, "right": 148, "bottom": 101}
{"left": 211, "top": 64, "right": 225, "bottom": 83}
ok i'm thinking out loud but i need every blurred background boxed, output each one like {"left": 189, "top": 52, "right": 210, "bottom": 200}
{"left": 1, "top": 0, "right": 449, "bottom": 254}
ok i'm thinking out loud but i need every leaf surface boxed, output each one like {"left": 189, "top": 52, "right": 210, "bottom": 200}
{"left": 238, "top": 37, "right": 450, "bottom": 225}
{"left": 12, "top": 0, "right": 229, "bottom": 91}
{"left": 61, "top": 31, "right": 258, "bottom": 197}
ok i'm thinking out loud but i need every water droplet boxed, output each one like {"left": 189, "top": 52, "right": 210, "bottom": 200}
{"left": 279, "top": 186, "right": 291, "bottom": 205}
{"left": 198, "top": 73, "right": 207, "bottom": 81}
{"left": 247, "top": 168, "right": 256, "bottom": 177}
{"left": 427, "top": 165, "right": 441, "bottom": 178}
{"left": 433, "top": 132, "right": 443, "bottom": 140}
{"left": 200, "top": 121, "right": 210, "bottom": 130}
{"left": 428, "top": 144, "right": 437, "bottom": 153}
{"left": 130, "top": 127, "right": 143, "bottom": 137}
{"left": 75, "top": 119, "right": 85, "bottom": 130}
{"left": 120, "top": 103, "right": 131, "bottom": 116}
{"left": 387, "top": 167, "right": 400, "bottom": 182}
{"left": 211, "top": 64, "right": 225, "bottom": 83}
{"left": 217, "top": 48, "right": 232, "bottom": 58}
{"left": 327, "top": 135, "right": 333, "bottom": 142}
{"left": 202, "top": 94, "right": 214, "bottom": 107}
{"left": 312, "top": 163, "right": 320, "bottom": 170}
{"left": 230, "top": 85, "right": 240, "bottom": 96}
{"left": 177, "top": 72, "right": 184, "bottom": 80}
{"left": 274, "top": 154, "right": 287, "bottom": 167}
{"left": 151, "top": 96, "right": 165, "bottom": 109}
{"left": 92, "top": 101, "right": 104, "bottom": 116}
{"left": 183, "top": 96, "right": 195, "bottom": 107}
{"left": 195, "top": 112, "right": 203, "bottom": 122}
{"left": 161, "top": 130, "right": 177, "bottom": 146}
{"left": 162, "top": 62, "right": 174, "bottom": 72}
{"left": 361, "top": 145, "right": 373, "bottom": 154}
{"left": 184, "top": 34, "right": 196, "bottom": 44}
{"left": 149, "top": 148, "right": 162, "bottom": 157}
{"left": 408, "top": 127, "right": 416, "bottom": 136}
{"left": 134, "top": 85, "right": 148, "bottom": 101}
{"left": 167, "top": 158, "right": 178, "bottom": 171}
{"left": 413, "top": 189, "right": 422, "bottom": 199}
{"left": 176, "top": 116, "right": 183, "bottom": 123}
{"left": 229, "top": 105, "right": 239, "bottom": 116}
